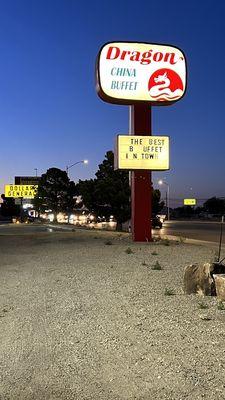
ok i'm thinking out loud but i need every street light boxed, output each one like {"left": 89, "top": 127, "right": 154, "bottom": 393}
{"left": 66, "top": 159, "right": 88, "bottom": 176}
{"left": 158, "top": 179, "right": 170, "bottom": 221}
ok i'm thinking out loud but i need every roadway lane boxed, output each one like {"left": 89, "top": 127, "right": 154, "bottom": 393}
{"left": 160, "top": 220, "right": 225, "bottom": 244}
{"left": 0, "top": 223, "right": 63, "bottom": 235}
{"left": 0, "top": 221, "right": 224, "bottom": 245}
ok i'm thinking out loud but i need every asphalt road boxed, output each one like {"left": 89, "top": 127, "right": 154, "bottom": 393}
{"left": 0, "top": 223, "right": 64, "bottom": 235}
{"left": 160, "top": 220, "right": 225, "bottom": 244}
{"left": 0, "top": 221, "right": 224, "bottom": 245}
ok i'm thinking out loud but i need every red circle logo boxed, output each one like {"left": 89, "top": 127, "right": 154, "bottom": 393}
{"left": 148, "top": 68, "right": 184, "bottom": 101}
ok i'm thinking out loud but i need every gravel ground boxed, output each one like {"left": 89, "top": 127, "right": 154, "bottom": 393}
{"left": 1, "top": 228, "right": 225, "bottom": 400}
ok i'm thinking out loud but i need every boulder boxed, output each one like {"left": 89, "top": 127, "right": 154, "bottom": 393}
{"left": 184, "top": 262, "right": 225, "bottom": 296}
{"left": 184, "top": 263, "right": 214, "bottom": 296}
{"left": 213, "top": 274, "right": 225, "bottom": 301}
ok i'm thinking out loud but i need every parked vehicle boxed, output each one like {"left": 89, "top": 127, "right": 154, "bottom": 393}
{"left": 151, "top": 215, "right": 163, "bottom": 229}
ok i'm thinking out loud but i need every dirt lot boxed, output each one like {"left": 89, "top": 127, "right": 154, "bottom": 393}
{"left": 1, "top": 228, "right": 225, "bottom": 400}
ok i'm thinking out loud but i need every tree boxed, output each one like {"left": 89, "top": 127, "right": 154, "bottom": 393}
{"left": 77, "top": 151, "right": 130, "bottom": 230}
{"left": 203, "top": 197, "right": 225, "bottom": 215}
{"left": 152, "top": 189, "right": 164, "bottom": 215}
{"left": 34, "top": 168, "right": 76, "bottom": 219}
{"left": 173, "top": 205, "right": 195, "bottom": 218}
{"left": 0, "top": 194, "right": 20, "bottom": 218}
{"left": 77, "top": 151, "right": 163, "bottom": 230}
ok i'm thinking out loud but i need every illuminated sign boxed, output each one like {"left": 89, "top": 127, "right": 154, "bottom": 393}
{"left": 115, "top": 135, "right": 169, "bottom": 170}
{"left": 96, "top": 42, "right": 186, "bottom": 105}
{"left": 5, "top": 185, "right": 38, "bottom": 199}
{"left": 184, "top": 199, "right": 196, "bottom": 206}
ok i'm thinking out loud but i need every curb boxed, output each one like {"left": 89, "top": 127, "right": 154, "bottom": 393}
{"left": 157, "top": 234, "right": 225, "bottom": 248}
{"left": 46, "top": 224, "right": 225, "bottom": 248}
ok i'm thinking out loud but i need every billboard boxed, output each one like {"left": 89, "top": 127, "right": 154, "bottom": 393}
{"left": 96, "top": 41, "right": 186, "bottom": 105}
{"left": 15, "top": 176, "right": 40, "bottom": 185}
{"left": 5, "top": 185, "right": 38, "bottom": 199}
{"left": 115, "top": 135, "right": 169, "bottom": 170}
{"left": 184, "top": 199, "right": 196, "bottom": 206}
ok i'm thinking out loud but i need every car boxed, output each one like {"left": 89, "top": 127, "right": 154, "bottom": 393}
{"left": 151, "top": 215, "right": 163, "bottom": 229}
{"left": 27, "top": 216, "right": 35, "bottom": 223}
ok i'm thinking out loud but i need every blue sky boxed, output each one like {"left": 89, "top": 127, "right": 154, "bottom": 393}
{"left": 0, "top": 0, "right": 224, "bottom": 206}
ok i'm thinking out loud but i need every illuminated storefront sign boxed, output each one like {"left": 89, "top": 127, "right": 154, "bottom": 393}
{"left": 184, "top": 199, "right": 196, "bottom": 206}
{"left": 96, "top": 42, "right": 186, "bottom": 105}
{"left": 5, "top": 185, "right": 38, "bottom": 199}
{"left": 115, "top": 135, "right": 169, "bottom": 170}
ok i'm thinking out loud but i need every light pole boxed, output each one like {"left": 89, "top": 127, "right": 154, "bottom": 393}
{"left": 158, "top": 179, "right": 170, "bottom": 221}
{"left": 34, "top": 168, "right": 38, "bottom": 177}
{"left": 66, "top": 159, "right": 88, "bottom": 176}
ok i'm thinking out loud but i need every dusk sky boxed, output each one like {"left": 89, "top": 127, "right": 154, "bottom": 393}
{"left": 0, "top": 0, "right": 224, "bottom": 207}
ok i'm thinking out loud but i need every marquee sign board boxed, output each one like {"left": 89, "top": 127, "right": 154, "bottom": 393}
{"left": 184, "top": 199, "right": 196, "bottom": 206}
{"left": 5, "top": 185, "right": 38, "bottom": 199}
{"left": 115, "top": 135, "right": 169, "bottom": 170}
{"left": 96, "top": 42, "right": 187, "bottom": 105}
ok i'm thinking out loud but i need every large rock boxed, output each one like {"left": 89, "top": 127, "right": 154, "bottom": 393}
{"left": 184, "top": 263, "right": 214, "bottom": 296}
{"left": 213, "top": 274, "right": 225, "bottom": 301}
{"left": 184, "top": 262, "right": 225, "bottom": 296}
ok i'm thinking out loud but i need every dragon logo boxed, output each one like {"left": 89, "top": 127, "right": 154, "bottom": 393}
{"left": 148, "top": 68, "right": 184, "bottom": 101}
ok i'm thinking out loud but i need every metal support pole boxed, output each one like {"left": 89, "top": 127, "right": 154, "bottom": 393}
{"left": 130, "top": 104, "right": 152, "bottom": 242}
{"left": 218, "top": 215, "right": 224, "bottom": 262}
{"left": 167, "top": 185, "right": 170, "bottom": 221}
{"left": 20, "top": 198, "right": 23, "bottom": 222}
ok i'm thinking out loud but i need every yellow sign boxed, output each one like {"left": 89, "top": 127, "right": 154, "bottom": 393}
{"left": 5, "top": 185, "right": 38, "bottom": 199}
{"left": 96, "top": 42, "right": 187, "bottom": 105}
{"left": 115, "top": 135, "right": 169, "bottom": 170}
{"left": 184, "top": 199, "right": 196, "bottom": 206}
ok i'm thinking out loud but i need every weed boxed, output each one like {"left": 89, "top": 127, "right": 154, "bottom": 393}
{"left": 164, "top": 288, "right": 175, "bottom": 296}
{"left": 141, "top": 261, "right": 148, "bottom": 266}
{"left": 104, "top": 240, "right": 113, "bottom": 245}
{"left": 198, "top": 302, "right": 209, "bottom": 310}
{"left": 217, "top": 301, "right": 225, "bottom": 310}
{"left": 163, "top": 239, "right": 170, "bottom": 246}
{"left": 125, "top": 247, "right": 133, "bottom": 254}
{"left": 151, "top": 251, "right": 158, "bottom": 256}
{"left": 200, "top": 315, "right": 212, "bottom": 321}
{"left": 151, "top": 261, "right": 162, "bottom": 270}
{"left": 179, "top": 236, "right": 186, "bottom": 244}
{"left": 153, "top": 236, "right": 161, "bottom": 243}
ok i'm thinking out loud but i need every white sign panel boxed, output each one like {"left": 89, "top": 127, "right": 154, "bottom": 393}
{"left": 115, "top": 135, "right": 169, "bottom": 170}
{"left": 96, "top": 42, "right": 187, "bottom": 105}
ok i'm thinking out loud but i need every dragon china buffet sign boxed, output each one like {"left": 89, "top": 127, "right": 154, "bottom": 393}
{"left": 96, "top": 42, "right": 187, "bottom": 105}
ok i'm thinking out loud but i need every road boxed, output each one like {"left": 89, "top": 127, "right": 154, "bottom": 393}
{"left": 0, "top": 221, "right": 224, "bottom": 245}
{"left": 160, "top": 220, "right": 225, "bottom": 244}
{"left": 0, "top": 223, "right": 65, "bottom": 235}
